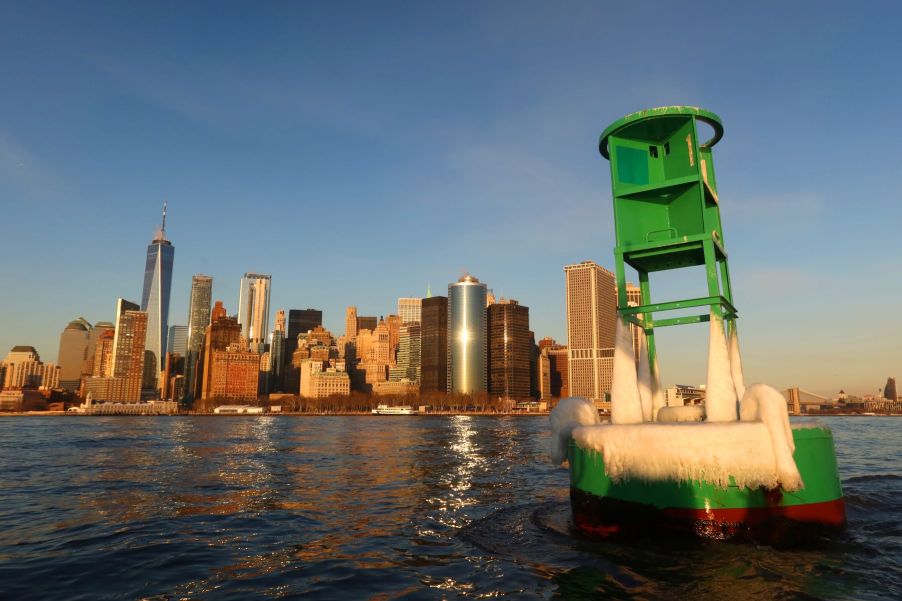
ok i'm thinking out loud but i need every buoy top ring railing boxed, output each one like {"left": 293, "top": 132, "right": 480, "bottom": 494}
{"left": 599, "top": 106, "right": 723, "bottom": 159}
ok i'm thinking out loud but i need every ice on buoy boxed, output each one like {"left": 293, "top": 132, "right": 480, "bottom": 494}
{"left": 740, "top": 384, "right": 801, "bottom": 490}
{"left": 705, "top": 312, "right": 738, "bottom": 422}
{"left": 728, "top": 322, "right": 746, "bottom": 401}
{"left": 549, "top": 396, "right": 600, "bottom": 465}
{"left": 650, "top": 350, "right": 665, "bottom": 421}
{"left": 657, "top": 405, "right": 705, "bottom": 422}
{"left": 611, "top": 316, "right": 643, "bottom": 424}
{"left": 636, "top": 329, "right": 654, "bottom": 422}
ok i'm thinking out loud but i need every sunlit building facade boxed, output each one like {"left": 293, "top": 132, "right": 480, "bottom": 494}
{"left": 205, "top": 344, "right": 260, "bottom": 403}
{"left": 200, "top": 311, "right": 242, "bottom": 403}
{"left": 84, "top": 299, "right": 148, "bottom": 402}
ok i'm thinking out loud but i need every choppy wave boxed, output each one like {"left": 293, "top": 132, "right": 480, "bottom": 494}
{"left": 0, "top": 415, "right": 897, "bottom": 600}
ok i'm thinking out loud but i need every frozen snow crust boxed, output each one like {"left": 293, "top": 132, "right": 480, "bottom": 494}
{"left": 550, "top": 310, "right": 808, "bottom": 492}
{"left": 556, "top": 384, "right": 805, "bottom": 492}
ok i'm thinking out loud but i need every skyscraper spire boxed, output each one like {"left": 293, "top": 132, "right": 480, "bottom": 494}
{"left": 161, "top": 201, "right": 167, "bottom": 235}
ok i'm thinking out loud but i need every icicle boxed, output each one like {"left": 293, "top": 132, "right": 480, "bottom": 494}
{"left": 650, "top": 348, "right": 666, "bottom": 422}
{"left": 705, "top": 311, "right": 738, "bottom": 422}
{"left": 739, "top": 384, "right": 802, "bottom": 489}
{"left": 549, "top": 396, "right": 600, "bottom": 465}
{"left": 611, "top": 315, "right": 643, "bottom": 424}
{"left": 636, "top": 328, "right": 654, "bottom": 422}
{"left": 728, "top": 321, "right": 746, "bottom": 401}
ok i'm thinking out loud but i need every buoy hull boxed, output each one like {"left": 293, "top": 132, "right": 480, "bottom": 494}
{"left": 568, "top": 426, "right": 846, "bottom": 545}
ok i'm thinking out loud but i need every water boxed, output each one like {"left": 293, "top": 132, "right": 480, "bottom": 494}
{"left": 0, "top": 415, "right": 897, "bottom": 600}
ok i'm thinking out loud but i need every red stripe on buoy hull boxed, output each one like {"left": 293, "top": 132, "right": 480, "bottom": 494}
{"left": 571, "top": 488, "right": 846, "bottom": 545}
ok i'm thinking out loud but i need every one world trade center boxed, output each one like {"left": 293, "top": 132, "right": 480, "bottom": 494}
{"left": 141, "top": 202, "right": 174, "bottom": 392}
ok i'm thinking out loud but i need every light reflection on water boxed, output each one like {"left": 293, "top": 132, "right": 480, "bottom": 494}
{"left": 0, "top": 415, "right": 897, "bottom": 600}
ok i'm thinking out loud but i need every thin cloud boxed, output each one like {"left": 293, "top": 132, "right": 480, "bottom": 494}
{"left": 725, "top": 191, "right": 825, "bottom": 231}
{"left": 0, "top": 131, "right": 62, "bottom": 199}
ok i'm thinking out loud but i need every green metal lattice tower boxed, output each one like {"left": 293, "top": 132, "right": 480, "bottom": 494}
{"left": 599, "top": 106, "right": 736, "bottom": 369}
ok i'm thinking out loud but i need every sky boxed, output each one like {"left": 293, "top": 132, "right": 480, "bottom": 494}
{"left": 1, "top": 1, "right": 901, "bottom": 397}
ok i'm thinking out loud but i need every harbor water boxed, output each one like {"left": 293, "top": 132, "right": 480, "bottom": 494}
{"left": 0, "top": 415, "right": 898, "bottom": 599}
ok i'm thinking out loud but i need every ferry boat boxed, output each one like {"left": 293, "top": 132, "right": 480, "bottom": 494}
{"left": 550, "top": 107, "right": 845, "bottom": 545}
{"left": 371, "top": 404, "right": 417, "bottom": 415}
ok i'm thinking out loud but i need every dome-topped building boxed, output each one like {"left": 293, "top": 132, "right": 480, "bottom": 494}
{"left": 65, "top": 317, "right": 92, "bottom": 332}
{"left": 58, "top": 317, "right": 94, "bottom": 391}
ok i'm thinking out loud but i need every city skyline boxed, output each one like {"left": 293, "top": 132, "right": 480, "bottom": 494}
{"left": 2, "top": 4, "right": 901, "bottom": 397}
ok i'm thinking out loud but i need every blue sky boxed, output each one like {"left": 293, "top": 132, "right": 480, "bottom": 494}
{"left": 1, "top": 1, "right": 900, "bottom": 397}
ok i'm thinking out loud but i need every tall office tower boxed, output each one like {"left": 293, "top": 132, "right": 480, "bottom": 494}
{"left": 200, "top": 310, "right": 242, "bottom": 403}
{"left": 288, "top": 309, "right": 322, "bottom": 338}
{"left": 398, "top": 298, "right": 422, "bottom": 325}
{"left": 357, "top": 315, "right": 378, "bottom": 332}
{"left": 111, "top": 299, "right": 147, "bottom": 402}
{"left": 183, "top": 274, "right": 213, "bottom": 403}
{"left": 140, "top": 203, "right": 175, "bottom": 392}
{"left": 486, "top": 299, "right": 531, "bottom": 399}
{"left": 390, "top": 323, "right": 421, "bottom": 382}
{"left": 238, "top": 273, "right": 271, "bottom": 353}
{"left": 885, "top": 377, "right": 898, "bottom": 401}
{"left": 564, "top": 260, "right": 616, "bottom": 409}
{"left": 448, "top": 274, "right": 487, "bottom": 395}
{"left": 420, "top": 296, "right": 448, "bottom": 393}
{"left": 274, "top": 309, "right": 286, "bottom": 334}
{"left": 57, "top": 317, "right": 93, "bottom": 391}
{"left": 186, "top": 275, "right": 213, "bottom": 352}
{"left": 286, "top": 308, "right": 323, "bottom": 365}
{"left": 345, "top": 306, "right": 358, "bottom": 340}
{"left": 385, "top": 314, "right": 401, "bottom": 365}
{"left": 92, "top": 329, "right": 115, "bottom": 377}
{"left": 269, "top": 329, "right": 285, "bottom": 391}
{"left": 167, "top": 325, "right": 188, "bottom": 356}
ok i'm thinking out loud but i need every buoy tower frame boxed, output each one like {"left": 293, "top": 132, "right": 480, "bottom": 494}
{"left": 600, "top": 106, "right": 736, "bottom": 374}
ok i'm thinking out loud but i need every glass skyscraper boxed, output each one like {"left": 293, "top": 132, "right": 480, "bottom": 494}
{"left": 448, "top": 274, "right": 487, "bottom": 394}
{"left": 183, "top": 274, "right": 212, "bottom": 403}
{"left": 140, "top": 204, "right": 174, "bottom": 391}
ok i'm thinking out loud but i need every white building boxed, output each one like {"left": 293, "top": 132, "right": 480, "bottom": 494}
{"left": 665, "top": 384, "right": 706, "bottom": 407}
{"left": 2, "top": 346, "right": 60, "bottom": 390}
{"left": 397, "top": 297, "right": 422, "bottom": 325}
{"left": 300, "top": 359, "right": 350, "bottom": 398}
{"left": 238, "top": 273, "right": 272, "bottom": 353}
